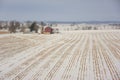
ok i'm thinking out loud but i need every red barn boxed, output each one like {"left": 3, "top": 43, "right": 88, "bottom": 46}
{"left": 44, "top": 27, "right": 53, "bottom": 34}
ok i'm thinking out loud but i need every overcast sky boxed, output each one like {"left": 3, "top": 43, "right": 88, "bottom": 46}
{"left": 0, "top": 0, "right": 120, "bottom": 21}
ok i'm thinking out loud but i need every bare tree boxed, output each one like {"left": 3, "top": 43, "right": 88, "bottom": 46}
{"left": 15, "top": 21, "right": 20, "bottom": 29}
{"left": 0, "top": 23, "right": 2, "bottom": 30}
{"left": 20, "top": 25, "right": 26, "bottom": 33}
{"left": 9, "top": 21, "right": 16, "bottom": 33}
{"left": 8, "top": 21, "right": 21, "bottom": 33}
{"left": 40, "top": 21, "right": 45, "bottom": 34}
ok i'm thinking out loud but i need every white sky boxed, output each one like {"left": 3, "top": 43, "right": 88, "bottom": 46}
{"left": 0, "top": 0, "right": 120, "bottom": 21}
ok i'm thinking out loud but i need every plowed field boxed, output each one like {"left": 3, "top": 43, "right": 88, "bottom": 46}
{"left": 0, "top": 30, "right": 120, "bottom": 80}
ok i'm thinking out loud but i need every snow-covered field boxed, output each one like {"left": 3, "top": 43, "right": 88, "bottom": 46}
{"left": 0, "top": 30, "right": 120, "bottom": 80}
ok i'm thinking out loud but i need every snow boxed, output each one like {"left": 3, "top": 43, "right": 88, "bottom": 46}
{"left": 0, "top": 30, "right": 120, "bottom": 80}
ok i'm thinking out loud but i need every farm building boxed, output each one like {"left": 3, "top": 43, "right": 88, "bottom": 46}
{"left": 44, "top": 27, "right": 53, "bottom": 34}
{"left": 52, "top": 28, "right": 59, "bottom": 33}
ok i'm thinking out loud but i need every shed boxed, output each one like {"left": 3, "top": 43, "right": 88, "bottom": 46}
{"left": 44, "top": 27, "right": 53, "bottom": 34}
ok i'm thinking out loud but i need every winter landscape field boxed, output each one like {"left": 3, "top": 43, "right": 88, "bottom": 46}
{"left": 0, "top": 30, "right": 120, "bottom": 80}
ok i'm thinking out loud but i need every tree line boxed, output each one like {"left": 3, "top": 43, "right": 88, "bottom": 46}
{"left": 0, "top": 21, "right": 46, "bottom": 33}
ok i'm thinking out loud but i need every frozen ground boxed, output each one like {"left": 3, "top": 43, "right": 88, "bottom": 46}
{"left": 0, "top": 30, "right": 120, "bottom": 80}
